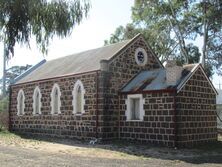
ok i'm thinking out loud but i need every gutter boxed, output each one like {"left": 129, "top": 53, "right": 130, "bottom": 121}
{"left": 119, "top": 88, "right": 176, "bottom": 95}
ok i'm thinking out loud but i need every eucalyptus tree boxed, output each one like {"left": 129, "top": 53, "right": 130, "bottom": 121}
{"left": 0, "top": 0, "right": 91, "bottom": 59}
{"left": 105, "top": 0, "right": 222, "bottom": 75}
{"left": 0, "top": 0, "right": 90, "bottom": 96}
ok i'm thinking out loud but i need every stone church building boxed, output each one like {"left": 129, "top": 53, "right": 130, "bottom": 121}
{"left": 9, "top": 34, "right": 218, "bottom": 147}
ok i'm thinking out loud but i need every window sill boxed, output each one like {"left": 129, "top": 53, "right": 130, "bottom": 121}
{"left": 73, "top": 113, "right": 84, "bottom": 116}
{"left": 33, "top": 114, "right": 41, "bottom": 116}
{"left": 126, "top": 120, "right": 143, "bottom": 122}
{"left": 17, "top": 114, "right": 24, "bottom": 116}
{"left": 51, "top": 113, "right": 61, "bottom": 116}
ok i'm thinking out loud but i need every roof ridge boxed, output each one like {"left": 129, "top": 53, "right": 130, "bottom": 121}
{"left": 46, "top": 39, "right": 131, "bottom": 63}
{"left": 108, "top": 33, "right": 142, "bottom": 62}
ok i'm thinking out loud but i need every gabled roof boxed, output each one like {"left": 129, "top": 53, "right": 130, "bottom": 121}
{"left": 121, "top": 63, "right": 218, "bottom": 95}
{"left": 176, "top": 63, "right": 218, "bottom": 95}
{"left": 15, "top": 35, "right": 143, "bottom": 84}
{"left": 12, "top": 59, "right": 46, "bottom": 84}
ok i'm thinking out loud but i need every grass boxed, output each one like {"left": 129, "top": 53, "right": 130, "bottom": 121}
{"left": 0, "top": 131, "right": 222, "bottom": 162}
{"left": 0, "top": 130, "right": 42, "bottom": 148}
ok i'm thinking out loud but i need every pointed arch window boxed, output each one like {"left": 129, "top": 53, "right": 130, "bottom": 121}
{"left": 72, "top": 80, "right": 85, "bottom": 114}
{"left": 33, "top": 86, "right": 42, "bottom": 115}
{"left": 17, "top": 89, "right": 25, "bottom": 116}
{"left": 50, "top": 83, "right": 61, "bottom": 115}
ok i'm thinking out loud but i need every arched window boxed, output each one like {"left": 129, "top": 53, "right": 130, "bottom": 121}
{"left": 50, "top": 83, "right": 61, "bottom": 115}
{"left": 17, "top": 89, "right": 25, "bottom": 116}
{"left": 72, "top": 80, "right": 85, "bottom": 114}
{"left": 33, "top": 86, "right": 42, "bottom": 115}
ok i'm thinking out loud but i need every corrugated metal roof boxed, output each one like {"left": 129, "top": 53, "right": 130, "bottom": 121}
{"left": 121, "top": 64, "right": 197, "bottom": 93}
{"left": 16, "top": 39, "right": 132, "bottom": 84}
{"left": 122, "top": 68, "right": 165, "bottom": 92}
{"left": 122, "top": 69, "right": 169, "bottom": 92}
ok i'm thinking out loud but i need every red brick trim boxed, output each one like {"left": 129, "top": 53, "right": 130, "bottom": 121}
{"left": 119, "top": 88, "right": 176, "bottom": 95}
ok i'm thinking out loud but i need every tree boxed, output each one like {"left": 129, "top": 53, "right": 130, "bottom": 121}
{"left": 0, "top": 0, "right": 91, "bottom": 59}
{"left": 0, "top": 65, "right": 32, "bottom": 95}
{"left": 0, "top": 0, "right": 90, "bottom": 96}
{"left": 105, "top": 0, "right": 222, "bottom": 76}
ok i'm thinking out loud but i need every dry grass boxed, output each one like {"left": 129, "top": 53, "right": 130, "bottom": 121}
{"left": 0, "top": 131, "right": 222, "bottom": 162}
{"left": 0, "top": 131, "right": 140, "bottom": 160}
{"left": 0, "top": 112, "right": 9, "bottom": 131}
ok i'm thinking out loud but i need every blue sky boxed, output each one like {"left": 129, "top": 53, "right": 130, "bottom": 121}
{"left": 0, "top": 0, "right": 221, "bottom": 89}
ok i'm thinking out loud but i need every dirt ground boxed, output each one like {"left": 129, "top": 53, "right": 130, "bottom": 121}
{"left": 0, "top": 132, "right": 222, "bottom": 167}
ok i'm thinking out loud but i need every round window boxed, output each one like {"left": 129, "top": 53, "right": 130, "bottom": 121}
{"left": 135, "top": 48, "right": 148, "bottom": 66}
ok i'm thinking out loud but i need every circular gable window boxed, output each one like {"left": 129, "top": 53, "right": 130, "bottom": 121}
{"left": 135, "top": 48, "right": 147, "bottom": 66}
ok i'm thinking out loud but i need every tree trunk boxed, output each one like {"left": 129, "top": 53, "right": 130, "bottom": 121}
{"left": 201, "top": 0, "right": 208, "bottom": 69}
{"left": 2, "top": 43, "right": 7, "bottom": 97}
{"left": 167, "top": 0, "right": 189, "bottom": 64}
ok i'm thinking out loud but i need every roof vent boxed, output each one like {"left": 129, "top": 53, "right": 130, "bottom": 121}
{"left": 164, "top": 60, "right": 183, "bottom": 86}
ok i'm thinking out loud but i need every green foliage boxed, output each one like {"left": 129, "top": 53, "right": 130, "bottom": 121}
{"left": 0, "top": 97, "right": 9, "bottom": 131}
{"left": 0, "top": 0, "right": 91, "bottom": 59}
{"left": 0, "top": 96, "right": 8, "bottom": 112}
{"left": 105, "top": 0, "right": 222, "bottom": 76}
{"left": 0, "top": 65, "right": 32, "bottom": 94}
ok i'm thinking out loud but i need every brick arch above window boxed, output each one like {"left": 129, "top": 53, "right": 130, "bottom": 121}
{"left": 17, "top": 89, "right": 25, "bottom": 116}
{"left": 33, "top": 86, "right": 42, "bottom": 115}
{"left": 72, "top": 80, "right": 85, "bottom": 114}
{"left": 50, "top": 83, "right": 61, "bottom": 115}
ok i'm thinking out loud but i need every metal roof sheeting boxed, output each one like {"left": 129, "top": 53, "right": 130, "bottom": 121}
{"left": 122, "top": 69, "right": 169, "bottom": 92}
{"left": 15, "top": 40, "right": 131, "bottom": 84}
{"left": 121, "top": 64, "right": 197, "bottom": 93}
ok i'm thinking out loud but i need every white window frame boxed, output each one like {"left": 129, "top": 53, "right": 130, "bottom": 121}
{"left": 17, "top": 89, "right": 25, "bottom": 116}
{"left": 125, "top": 94, "right": 145, "bottom": 121}
{"left": 50, "top": 83, "right": 61, "bottom": 115}
{"left": 32, "top": 86, "right": 42, "bottom": 115}
{"left": 72, "top": 80, "right": 85, "bottom": 115}
{"left": 134, "top": 47, "right": 148, "bottom": 66}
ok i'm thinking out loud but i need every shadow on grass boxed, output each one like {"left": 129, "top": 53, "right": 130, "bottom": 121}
{"left": 4, "top": 131, "right": 222, "bottom": 165}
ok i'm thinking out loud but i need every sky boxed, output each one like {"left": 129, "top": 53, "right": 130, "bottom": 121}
{"left": 0, "top": 0, "right": 134, "bottom": 71}
{"left": 0, "top": 0, "right": 221, "bottom": 89}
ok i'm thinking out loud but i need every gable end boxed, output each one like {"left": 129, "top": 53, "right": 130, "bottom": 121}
{"left": 108, "top": 34, "right": 163, "bottom": 68}
{"left": 177, "top": 64, "right": 218, "bottom": 95}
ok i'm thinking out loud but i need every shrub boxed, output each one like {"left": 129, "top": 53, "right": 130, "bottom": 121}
{"left": 0, "top": 97, "right": 9, "bottom": 131}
